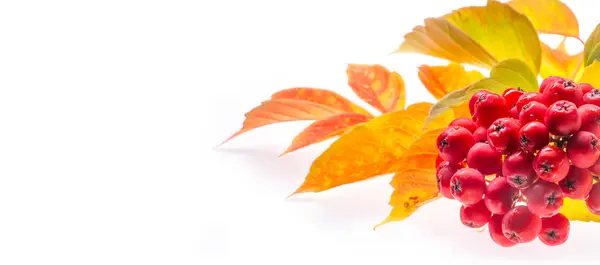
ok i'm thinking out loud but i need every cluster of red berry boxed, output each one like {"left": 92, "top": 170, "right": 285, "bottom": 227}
{"left": 435, "top": 76, "right": 600, "bottom": 247}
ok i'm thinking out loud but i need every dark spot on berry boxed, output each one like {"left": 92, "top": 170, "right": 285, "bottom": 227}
{"left": 547, "top": 230, "right": 559, "bottom": 240}
{"left": 522, "top": 103, "right": 530, "bottom": 110}
{"left": 440, "top": 138, "right": 448, "bottom": 148}
{"left": 520, "top": 135, "right": 530, "bottom": 148}
{"left": 511, "top": 175, "right": 526, "bottom": 186}
{"left": 511, "top": 193, "right": 520, "bottom": 203}
{"left": 594, "top": 175, "right": 600, "bottom": 182}
{"left": 478, "top": 94, "right": 486, "bottom": 103}
{"left": 592, "top": 89, "right": 600, "bottom": 98}
{"left": 559, "top": 103, "right": 570, "bottom": 111}
{"left": 451, "top": 179, "right": 462, "bottom": 194}
{"left": 565, "top": 179, "right": 576, "bottom": 191}
{"left": 506, "top": 232, "right": 519, "bottom": 241}
{"left": 563, "top": 80, "right": 576, "bottom": 88}
{"left": 467, "top": 222, "right": 475, "bottom": 228}
{"left": 592, "top": 138, "right": 598, "bottom": 148}
{"left": 547, "top": 192, "right": 557, "bottom": 206}
{"left": 436, "top": 178, "right": 441, "bottom": 185}
{"left": 493, "top": 123, "right": 503, "bottom": 133}
{"left": 541, "top": 161, "right": 553, "bottom": 173}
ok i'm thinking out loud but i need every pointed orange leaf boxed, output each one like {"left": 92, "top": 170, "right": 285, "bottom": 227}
{"left": 346, "top": 64, "right": 406, "bottom": 113}
{"left": 378, "top": 128, "right": 444, "bottom": 226}
{"left": 271, "top": 87, "right": 372, "bottom": 116}
{"left": 508, "top": 0, "right": 579, "bottom": 38}
{"left": 223, "top": 99, "right": 345, "bottom": 143}
{"left": 418, "top": 63, "right": 484, "bottom": 100}
{"left": 281, "top": 113, "right": 371, "bottom": 155}
{"left": 291, "top": 102, "right": 454, "bottom": 195}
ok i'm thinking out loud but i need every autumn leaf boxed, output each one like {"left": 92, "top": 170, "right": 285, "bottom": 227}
{"left": 346, "top": 64, "right": 406, "bottom": 113}
{"left": 281, "top": 113, "right": 371, "bottom": 155}
{"left": 418, "top": 63, "right": 484, "bottom": 100}
{"left": 508, "top": 0, "right": 579, "bottom": 38}
{"left": 424, "top": 59, "right": 538, "bottom": 127}
{"left": 560, "top": 198, "right": 600, "bottom": 222}
{"left": 540, "top": 40, "right": 583, "bottom": 80}
{"left": 577, "top": 59, "right": 600, "bottom": 87}
{"left": 444, "top": 0, "right": 541, "bottom": 73}
{"left": 377, "top": 128, "right": 446, "bottom": 227}
{"left": 584, "top": 23, "right": 600, "bottom": 67}
{"left": 272, "top": 87, "right": 372, "bottom": 116}
{"left": 290, "top": 102, "right": 454, "bottom": 195}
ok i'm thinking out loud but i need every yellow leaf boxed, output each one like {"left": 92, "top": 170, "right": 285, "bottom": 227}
{"left": 508, "top": 0, "right": 579, "bottom": 37}
{"left": 444, "top": 0, "right": 542, "bottom": 73}
{"left": 418, "top": 63, "right": 484, "bottom": 100}
{"left": 540, "top": 40, "right": 583, "bottom": 80}
{"left": 577, "top": 60, "right": 600, "bottom": 88}
{"left": 424, "top": 59, "right": 538, "bottom": 127}
{"left": 346, "top": 64, "right": 406, "bottom": 113}
{"left": 584, "top": 23, "right": 600, "bottom": 67}
{"left": 377, "top": 129, "right": 446, "bottom": 226}
{"left": 290, "top": 102, "right": 454, "bottom": 195}
{"left": 397, "top": 18, "right": 496, "bottom": 69}
{"left": 560, "top": 198, "right": 600, "bottom": 222}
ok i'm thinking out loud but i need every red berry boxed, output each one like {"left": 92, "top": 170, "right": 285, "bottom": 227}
{"left": 539, "top": 213, "right": 570, "bottom": 246}
{"left": 502, "top": 151, "right": 538, "bottom": 189}
{"left": 541, "top": 79, "right": 583, "bottom": 106}
{"left": 435, "top": 154, "right": 444, "bottom": 168}
{"left": 469, "top": 90, "right": 490, "bottom": 116}
{"left": 578, "top": 104, "right": 600, "bottom": 137}
{"left": 449, "top": 117, "right": 477, "bottom": 133}
{"left": 518, "top": 101, "right": 547, "bottom": 124}
{"left": 450, "top": 168, "right": 486, "bottom": 205}
{"left": 586, "top": 183, "right": 600, "bottom": 215}
{"left": 466, "top": 142, "right": 502, "bottom": 175}
{"left": 539, "top": 76, "right": 565, "bottom": 93}
{"left": 558, "top": 166, "right": 593, "bottom": 200}
{"left": 437, "top": 126, "right": 474, "bottom": 164}
{"left": 545, "top": 100, "right": 581, "bottom": 136}
{"left": 566, "top": 131, "right": 600, "bottom": 168}
{"left": 517, "top": 121, "right": 549, "bottom": 153}
{"left": 503, "top": 87, "right": 524, "bottom": 107}
{"left": 516, "top": 92, "right": 544, "bottom": 112}
{"left": 509, "top": 106, "right": 519, "bottom": 119}
{"left": 524, "top": 180, "right": 564, "bottom": 217}
{"left": 502, "top": 205, "right": 542, "bottom": 243}
{"left": 533, "top": 146, "right": 570, "bottom": 182}
{"left": 484, "top": 177, "right": 519, "bottom": 215}
{"left": 589, "top": 157, "right": 600, "bottom": 175}
{"left": 436, "top": 161, "right": 462, "bottom": 199}
{"left": 473, "top": 126, "right": 488, "bottom": 143}
{"left": 580, "top": 83, "right": 595, "bottom": 95}
{"left": 487, "top": 118, "right": 521, "bottom": 153}
{"left": 474, "top": 93, "right": 509, "bottom": 127}
{"left": 488, "top": 214, "right": 517, "bottom": 247}
{"left": 583, "top": 89, "right": 600, "bottom": 107}
{"left": 460, "top": 200, "right": 491, "bottom": 228}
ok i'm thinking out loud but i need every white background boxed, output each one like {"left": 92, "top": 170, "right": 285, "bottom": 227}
{"left": 0, "top": 0, "right": 599, "bottom": 264}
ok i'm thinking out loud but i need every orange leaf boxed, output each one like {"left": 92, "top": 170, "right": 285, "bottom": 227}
{"left": 223, "top": 99, "right": 345, "bottom": 143}
{"left": 272, "top": 87, "right": 372, "bottom": 116}
{"left": 540, "top": 41, "right": 583, "bottom": 80}
{"left": 281, "top": 113, "right": 371, "bottom": 155}
{"left": 452, "top": 101, "right": 472, "bottom": 119}
{"left": 290, "top": 102, "right": 454, "bottom": 195}
{"left": 418, "top": 63, "right": 484, "bottom": 100}
{"left": 346, "top": 64, "right": 406, "bottom": 113}
{"left": 377, "top": 128, "right": 445, "bottom": 227}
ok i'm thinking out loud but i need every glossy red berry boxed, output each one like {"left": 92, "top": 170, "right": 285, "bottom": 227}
{"left": 460, "top": 200, "right": 491, "bottom": 228}
{"left": 517, "top": 121, "right": 549, "bottom": 153}
{"left": 449, "top": 117, "right": 477, "bottom": 133}
{"left": 579, "top": 83, "right": 595, "bottom": 95}
{"left": 533, "top": 146, "right": 570, "bottom": 182}
{"left": 583, "top": 89, "right": 600, "bottom": 107}
{"left": 474, "top": 93, "right": 509, "bottom": 127}
{"left": 437, "top": 126, "right": 474, "bottom": 164}
{"left": 473, "top": 126, "right": 488, "bottom": 143}
{"left": 469, "top": 90, "right": 491, "bottom": 115}
{"left": 524, "top": 180, "right": 564, "bottom": 217}
{"left": 578, "top": 104, "right": 600, "bottom": 137}
{"left": 435, "top": 154, "right": 444, "bottom": 168}
{"left": 487, "top": 118, "right": 521, "bottom": 153}
{"left": 436, "top": 161, "right": 462, "bottom": 199}
{"left": 539, "top": 76, "right": 565, "bottom": 93}
{"left": 503, "top": 87, "right": 524, "bottom": 107}
{"left": 518, "top": 101, "right": 547, "bottom": 124}
{"left": 589, "top": 157, "right": 600, "bottom": 175}
{"left": 539, "top": 213, "right": 570, "bottom": 246}
{"left": 502, "top": 205, "right": 542, "bottom": 243}
{"left": 450, "top": 168, "right": 486, "bottom": 205}
{"left": 509, "top": 106, "right": 519, "bottom": 119}
{"left": 516, "top": 92, "right": 544, "bottom": 112}
{"left": 586, "top": 183, "right": 600, "bottom": 215}
{"left": 541, "top": 79, "right": 583, "bottom": 106}
{"left": 545, "top": 100, "right": 581, "bottom": 136}
{"left": 502, "top": 151, "right": 537, "bottom": 189}
{"left": 558, "top": 166, "right": 593, "bottom": 200}
{"left": 484, "top": 177, "right": 519, "bottom": 215}
{"left": 466, "top": 142, "right": 502, "bottom": 175}
{"left": 566, "top": 131, "right": 600, "bottom": 168}
{"left": 488, "top": 214, "right": 517, "bottom": 247}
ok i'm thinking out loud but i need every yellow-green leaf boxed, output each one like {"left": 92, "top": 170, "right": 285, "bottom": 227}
{"left": 424, "top": 59, "right": 538, "bottom": 127}
{"left": 577, "top": 59, "right": 600, "bottom": 87}
{"left": 290, "top": 102, "right": 454, "bottom": 195}
{"left": 444, "top": 0, "right": 542, "bottom": 73}
{"left": 584, "top": 23, "right": 600, "bottom": 67}
{"left": 418, "top": 63, "right": 484, "bottom": 100}
{"left": 560, "top": 198, "right": 600, "bottom": 222}
{"left": 540, "top": 40, "right": 583, "bottom": 80}
{"left": 508, "top": 0, "right": 579, "bottom": 37}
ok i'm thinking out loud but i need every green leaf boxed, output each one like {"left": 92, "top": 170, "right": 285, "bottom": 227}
{"left": 423, "top": 59, "right": 538, "bottom": 127}
{"left": 584, "top": 23, "right": 600, "bottom": 67}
